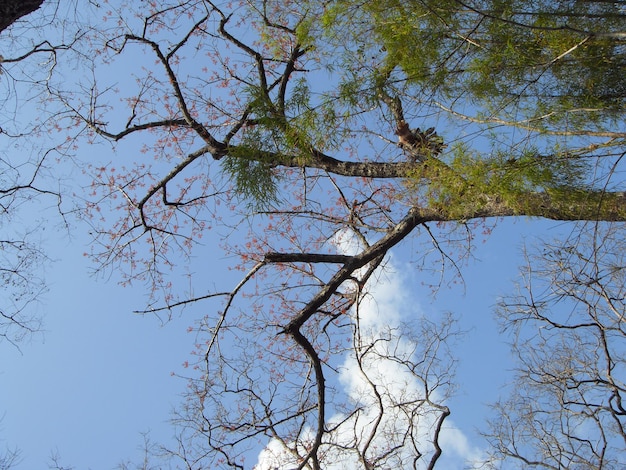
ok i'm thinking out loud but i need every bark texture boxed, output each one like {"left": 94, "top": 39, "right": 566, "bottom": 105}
{"left": 0, "top": 0, "right": 44, "bottom": 33}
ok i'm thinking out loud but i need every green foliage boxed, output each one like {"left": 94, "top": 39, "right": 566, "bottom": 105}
{"left": 232, "top": 1, "right": 622, "bottom": 208}
{"left": 410, "top": 144, "right": 588, "bottom": 218}
{"left": 243, "top": 72, "right": 348, "bottom": 155}
{"left": 231, "top": 93, "right": 283, "bottom": 203}
{"left": 465, "top": 2, "right": 625, "bottom": 122}
{"left": 221, "top": 148, "right": 280, "bottom": 210}
{"left": 294, "top": 16, "right": 315, "bottom": 49}
{"left": 364, "top": 0, "right": 459, "bottom": 89}
{"left": 316, "top": 0, "right": 625, "bottom": 126}
{"left": 285, "top": 78, "right": 343, "bottom": 154}
{"left": 243, "top": 85, "right": 277, "bottom": 127}
{"left": 224, "top": 79, "right": 347, "bottom": 207}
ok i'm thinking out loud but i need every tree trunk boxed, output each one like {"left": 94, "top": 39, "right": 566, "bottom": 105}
{"left": 0, "top": 0, "right": 44, "bottom": 33}
{"left": 411, "top": 190, "right": 626, "bottom": 222}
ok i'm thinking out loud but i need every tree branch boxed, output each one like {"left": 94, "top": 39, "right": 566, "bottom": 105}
{"left": 264, "top": 252, "right": 354, "bottom": 264}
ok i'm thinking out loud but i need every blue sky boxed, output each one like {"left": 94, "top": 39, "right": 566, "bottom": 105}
{"left": 0, "top": 2, "right": 600, "bottom": 468}
{"left": 0, "top": 224, "right": 191, "bottom": 468}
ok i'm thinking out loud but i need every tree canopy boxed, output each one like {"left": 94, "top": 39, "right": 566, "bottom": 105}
{"left": 1, "top": 0, "right": 625, "bottom": 468}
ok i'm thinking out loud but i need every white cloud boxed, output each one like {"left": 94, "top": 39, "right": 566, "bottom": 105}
{"left": 254, "top": 438, "right": 299, "bottom": 470}
{"left": 439, "top": 427, "right": 486, "bottom": 468}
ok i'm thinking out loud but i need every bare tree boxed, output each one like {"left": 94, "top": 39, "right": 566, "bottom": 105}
{"left": 0, "top": 446, "right": 19, "bottom": 470}
{"left": 1, "top": 0, "right": 625, "bottom": 467}
{"left": 42, "top": 1, "right": 622, "bottom": 467}
{"left": 485, "top": 224, "right": 626, "bottom": 468}
{"left": 0, "top": 0, "right": 86, "bottom": 346}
